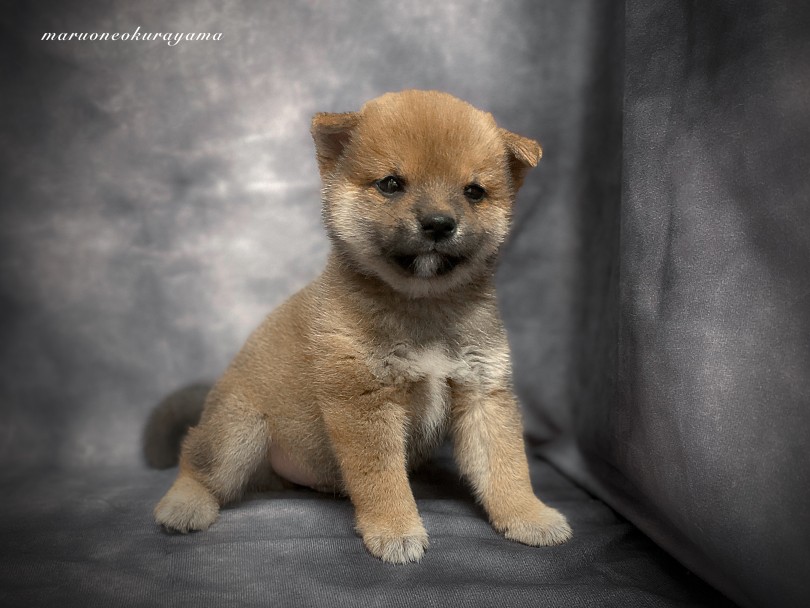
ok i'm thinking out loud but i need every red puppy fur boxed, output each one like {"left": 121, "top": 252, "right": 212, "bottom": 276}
{"left": 152, "top": 90, "right": 572, "bottom": 563}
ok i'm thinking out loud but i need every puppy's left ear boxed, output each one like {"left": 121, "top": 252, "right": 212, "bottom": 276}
{"left": 311, "top": 112, "right": 360, "bottom": 178}
{"left": 501, "top": 129, "right": 542, "bottom": 191}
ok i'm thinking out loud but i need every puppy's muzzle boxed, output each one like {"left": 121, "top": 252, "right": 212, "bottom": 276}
{"left": 384, "top": 212, "right": 472, "bottom": 278}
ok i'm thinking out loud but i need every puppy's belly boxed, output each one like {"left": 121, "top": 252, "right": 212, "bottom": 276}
{"left": 269, "top": 443, "right": 321, "bottom": 489}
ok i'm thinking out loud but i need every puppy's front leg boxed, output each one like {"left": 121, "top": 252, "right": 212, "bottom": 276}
{"left": 451, "top": 385, "right": 572, "bottom": 546}
{"left": 321, "top": 375, "right": 428, "bottom": 564}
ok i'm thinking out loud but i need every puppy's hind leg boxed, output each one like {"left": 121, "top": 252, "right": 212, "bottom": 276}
{"left": 154, "top": 394, "right": 270, "bottom": 533}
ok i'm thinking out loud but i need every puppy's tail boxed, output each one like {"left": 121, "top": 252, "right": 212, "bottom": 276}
{"left": 142, "top": 383, "right": 211, "bottom": 469}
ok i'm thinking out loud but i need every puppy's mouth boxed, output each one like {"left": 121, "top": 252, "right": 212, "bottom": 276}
{"left": 391, "top": 251, "right": 466, "bottom": 278}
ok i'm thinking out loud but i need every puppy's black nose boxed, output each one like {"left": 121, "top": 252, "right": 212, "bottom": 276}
{"left": 419, "top": 214, "right": 457, "bottom": 241}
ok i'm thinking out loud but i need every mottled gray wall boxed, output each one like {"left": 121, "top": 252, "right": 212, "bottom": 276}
{"left": 0, "top": 1, "right": 620, "bottom": 468}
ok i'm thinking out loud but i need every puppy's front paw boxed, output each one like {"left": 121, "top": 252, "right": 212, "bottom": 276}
{"left": 154, "top": 476, "right": 219, "bottom": 534}
{"left": 362, "top": 528, "right": 429, "bottom": 564}
{"left": 497, "top": 505, "right": 572, "bottom": 547}
{"left": 357, "top": 515, "right": 429, "bottom": 564}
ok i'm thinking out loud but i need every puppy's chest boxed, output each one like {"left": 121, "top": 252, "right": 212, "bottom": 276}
{"left": 402, "top": 346, "right": 457, "bottom": 437}
{"left": 369, "top": 342, "right": 509, "bottom": 458}
{"left": 371, "top": 341, "right": 507, "bottom": 390}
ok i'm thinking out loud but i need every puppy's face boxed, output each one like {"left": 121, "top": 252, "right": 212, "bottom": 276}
{"left": 312, "top": 90, "right": 541, "bottom": 298}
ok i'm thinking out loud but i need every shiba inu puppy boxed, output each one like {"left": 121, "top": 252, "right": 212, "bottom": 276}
{"left": 149, "top": 90, "right": 572, "bottom": 563}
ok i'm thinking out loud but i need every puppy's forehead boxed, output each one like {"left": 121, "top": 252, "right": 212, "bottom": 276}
{"left": 349, "top": 91, "right": 504, "bottom": 178}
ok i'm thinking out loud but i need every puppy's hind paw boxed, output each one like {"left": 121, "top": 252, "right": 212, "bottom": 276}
{"left": 154, "top": 476, "right": 219, "bottom": 534}
{"left": 500, "top": 506, "right": 573, "bottom": 547}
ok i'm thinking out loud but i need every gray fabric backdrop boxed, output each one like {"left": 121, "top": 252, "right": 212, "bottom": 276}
{"left": 2, "top": 2, "right": 808, "bottom": 607}
{"left": 545, "top": 5, "right": 810, "bottom": 607}
{"left": 1, "top": 0, "right": 609, "bottom": 469}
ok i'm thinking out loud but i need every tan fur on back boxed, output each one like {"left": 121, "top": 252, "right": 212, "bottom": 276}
{"left": 153, "top": 90, "right": 571, "bottom": 563}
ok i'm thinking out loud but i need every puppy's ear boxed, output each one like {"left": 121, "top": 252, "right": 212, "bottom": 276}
{"left": 501, "top": 129, "right": 542, "bottom": 191}
{"left": 311, "top": 112, "right": 360, "bottom": 177}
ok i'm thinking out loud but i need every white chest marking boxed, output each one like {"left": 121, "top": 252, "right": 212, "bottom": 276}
{"left": 410, "top": 345, "right": 461, "bottom": 380}
{"left": 406, "top": 346, "right": 454, "bottom": 461}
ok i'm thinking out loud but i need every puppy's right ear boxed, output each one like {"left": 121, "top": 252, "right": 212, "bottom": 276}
{"left": 311, "top": 112, "right": 360, "bottom": 177}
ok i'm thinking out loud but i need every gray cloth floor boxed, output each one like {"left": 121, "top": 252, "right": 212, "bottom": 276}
{"left": 2, "top": 449, "right": 734, "bottom": 607}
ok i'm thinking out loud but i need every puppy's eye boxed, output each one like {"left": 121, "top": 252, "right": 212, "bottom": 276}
{"left": 375, "top": 175, "right": 404, "bottom": 196}
{"left": 464, "top": 184, "right": 486, "bottom": 203}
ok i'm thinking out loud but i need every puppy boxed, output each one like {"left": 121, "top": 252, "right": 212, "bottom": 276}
{"left": 151, "top": 90, "right": 572, "bottom": 563}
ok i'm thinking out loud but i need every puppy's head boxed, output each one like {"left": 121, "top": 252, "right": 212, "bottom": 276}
{"left": 312, "top": 90, "right": 541, "bottom": 298}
